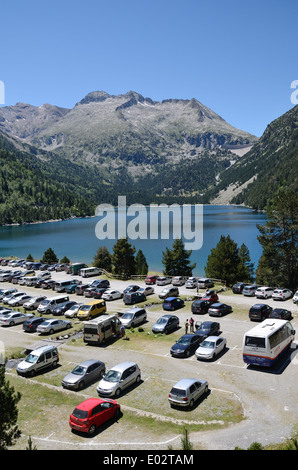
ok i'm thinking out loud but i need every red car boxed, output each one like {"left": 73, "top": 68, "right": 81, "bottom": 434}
{"left": 145, "top": 275, "right": 158, "bottom": 285}
{"left": 201, "top": 290, "right": 219, "bottom": 304}
{"left": 69, "top": 398, "right": 121, "bottom": 435}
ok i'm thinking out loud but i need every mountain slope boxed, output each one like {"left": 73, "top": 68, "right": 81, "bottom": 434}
{"left": 209, "top": 105, "right": 298, "bottom": 209}
{"left": 0, "top": 91, "right": 257, "bottom": 171}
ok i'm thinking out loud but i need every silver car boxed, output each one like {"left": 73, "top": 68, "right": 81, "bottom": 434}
{"left": 120, "top": 307, "right": 147, "bottom": 328}
{"left": 23, "top": 295, "right": 47, "bottom": 310}
{"left": 97, "top": 361, "right": 141, "bottom": 397}
{"left": 0, "top": 311, "right": 33, "bottom": 327}
{"left": 168, "top": 378, "right": 208, "bottom": 409}
{"left": 62, "top": 359, "right": 106, "bottom": 390}
{"left": 195, "top": 336, "right": 227, "bottom": 360}
{"left": 8, "top": 294, "right": 33, "bottom": 307}
{"left": 37, "top": 318, "right": 72, "bottom": 334}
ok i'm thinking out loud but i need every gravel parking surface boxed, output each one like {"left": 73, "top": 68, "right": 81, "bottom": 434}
{"left": 1, "top": 268, "right": 297, "bottom": 450}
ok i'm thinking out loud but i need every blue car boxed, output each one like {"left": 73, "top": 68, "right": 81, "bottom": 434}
{"left": 162, "top": 297, "right": 185, "bottom": 311}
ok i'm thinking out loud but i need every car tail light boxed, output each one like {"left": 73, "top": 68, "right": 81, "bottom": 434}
{"left": 182, "top": 397, "right": 189, "bottom": 402}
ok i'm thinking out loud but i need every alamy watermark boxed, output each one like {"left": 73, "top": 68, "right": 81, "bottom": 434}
{"left": 95, "top": 196, "right": 203, "bottom": 250}
{"left": 290, "top": 80, "right": 298, "bottom": 104}
{"left": 0, "top": 81, "right": 5, "bottom": 105}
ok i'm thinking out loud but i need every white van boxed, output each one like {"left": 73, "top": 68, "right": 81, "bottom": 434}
{"left": 17, "top": 345, "right": 59, "bottom": 377}
{"left": 83, "top": 315, "right": 121, "bottom": 344}
{"left": 80, "top": 267, "right": 101, "bottom": 278}
{"left": 37, "top": 295, "right": 70, "bottom": 314}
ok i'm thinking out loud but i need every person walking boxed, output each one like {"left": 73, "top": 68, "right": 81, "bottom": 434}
{"left": 189, "top": 317, "right": 194, "bottom": 332}
{"left": 185, "top": 319, "right": 189, "bottom": 334}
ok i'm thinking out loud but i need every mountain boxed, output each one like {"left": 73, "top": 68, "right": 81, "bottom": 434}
{"left": 209, "top": 105, "right": 298, "bottom": 209}
{"left": 0, "top": 91, "right": 257, "bottom": 172}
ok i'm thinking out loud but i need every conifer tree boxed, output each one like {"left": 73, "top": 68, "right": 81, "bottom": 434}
{"left": 162, "top": 238, "right": 196, "bottom": 276}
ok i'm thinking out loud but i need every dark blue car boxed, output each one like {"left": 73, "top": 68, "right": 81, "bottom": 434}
{"left": 170, "top": 334, "right": 203, "bottom": 357}
{"left": 162, "top": 297, "right": 185, "bottom": 311}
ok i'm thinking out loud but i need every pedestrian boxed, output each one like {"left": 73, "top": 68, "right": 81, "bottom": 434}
{"left": 185, "top": 319, "right": 189, "bottom": 334}
{"left": 120, "top": 325, "right": 126, "bottom": 339}
{"left": 189, "top": 317, "right": 194, "bottom": 332}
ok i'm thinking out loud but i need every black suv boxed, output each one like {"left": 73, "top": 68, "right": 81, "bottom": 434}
{"left": 191, "top": 299, "right": 210, "bottom": 314}
{"left": 249, "top": 304, "right": 272, "bottom": 322}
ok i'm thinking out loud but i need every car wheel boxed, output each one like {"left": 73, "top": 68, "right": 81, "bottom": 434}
{"left": 51, "top": 360, "right": 57, "bottom": 369}
{"left": 46, "top": 309, "right": 51, "bottom": 314}
{"left": 189, "top": 399, "right": 194, "bottom": 409}
{"left": 185, "top": 350, "right": 190, "bottom": 357}
{"left": 49, "top": 328, "right": 54, "bottom": 334}
{"left": 66, "top": 323, "right": 71, "bottom": 329}
{"left": 114, "top": 408, "right": 121, "bottom": 420}
{"left": 30, "top": 370, "right": 35, "bottom": 377}
{"left": 88, "top": 424, "right": 96, "bottom": 436}
{"left": 204, "top": 386, "right": 208, "bottom": 394}
{"left": 78, "top": 380, "right": 85, "bottom": 390}
{"left": 115, "top": 388, "right": 121, "bottom": 397}
{"left": 9, "top": 321, "right": 15, "bottom": 326}
{"left": 136, "top": 375, "right": 141, "bottom": 383}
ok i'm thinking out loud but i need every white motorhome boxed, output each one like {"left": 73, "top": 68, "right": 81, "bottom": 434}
{"left": 83, "top": 315, "right": 121, "bottom": 344}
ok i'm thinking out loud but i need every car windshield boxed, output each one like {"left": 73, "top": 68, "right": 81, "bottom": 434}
{"left": 72, "top": 408, "right": 88, "bottom": 419}
{"left": 200, "top": 340, "right": 215, "bottom": 349}
{"left": 104, "top": 370, "right": 121, "bottom": 382}
{"left": 156, "top": 317, "right": 167, "bottom": 324}
{"left": 122, "top": 313, "right": 133, "bottom": 319}
{"left": 25, "top": 354, "right": 38, "bottom": 364}
{"left": 40, "top": 300, "right": 50, "bottom": 305}
{"left": 71, "top": 365, "right": 86, "bottom": 376}
{"left": 41, "top": 321, "right": 50, "bottom": 326}
{"left": 80, "top": 305, "right": 91, "bottom": 311}
{"left": 177, "top": 337, "right": 190, "bottom": 345}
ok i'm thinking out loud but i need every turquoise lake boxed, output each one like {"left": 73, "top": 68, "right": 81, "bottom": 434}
{"left": 0, "top": 205, "right": 267, "bottom": 276}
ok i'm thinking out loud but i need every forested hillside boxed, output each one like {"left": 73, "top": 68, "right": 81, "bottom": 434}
{"left": 208, "top": 105, "right": 298, "bottom": 209}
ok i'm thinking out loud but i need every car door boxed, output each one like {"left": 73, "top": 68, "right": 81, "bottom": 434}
{"left": 36, "top": 353, "right": 46, "bottom": 372}
{"left": 121, "top": 365, "right": 136, "bottom": 388}
{"left": 215, "top": 338, "right": 224, "bottom": 355}
{"left": 194, "top": 381, "right": 205, "bottom": 400}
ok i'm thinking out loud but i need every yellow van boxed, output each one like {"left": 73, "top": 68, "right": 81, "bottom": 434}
{"left": 77, "top": 300, "right": 106, "bottom": 321}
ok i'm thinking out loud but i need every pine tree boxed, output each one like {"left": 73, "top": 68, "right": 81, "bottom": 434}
{"left": 41, "top": 247, "right": 59, "bottom": 265}
{"left": 256, "top": 190, "right": 298, "bottom": 289}
{"left": 162, "top": 238, "right": 196, "bottom": 276}
{"left": 0, "top": 365, "right": 21, "bottom": 449}
{"left": 93, "top": 246, "right": 112, "bottom": 272}
{"left": 111, "top": 238, "right": 136, "bottom": 277}
{"left": 135, "top": 249, "right": 148, "bottom": 275}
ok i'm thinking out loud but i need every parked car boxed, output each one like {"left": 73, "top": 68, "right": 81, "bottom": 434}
{"left": 8, "top": 294, "right": 33, "bottom": 307}
{"left": 162, "top": 297, "right": 184, "bottom": 311}
{"left": 17, "top": 345, "right": 59, "bottom": 377}
{"left": 62, "top": 359, "right": 106, "bottom": 390}
{"left": 197, "top": 278, "right": 214, "bottom": 289}
{"left": 84, "top": 287, "right": 99, "bottom": 298}
{"left": 145, "top": 275, "right": 158, "bottom": 285}
{"left": 208, "top": 303, "right": 232, "bottom": 317}
{"left": 200, "top": 290, "right": 219, "bottom": 304}
{"left": 89, "top": 279, "right": 110, "bottom": 289}
{"left": 158, "top": 287, "right": 179, "bottom": 299}
{"left": 92, "top": 288, "right": 108, "bottom": 299}
{"left": 123, "top": 291, "right": 146, "bottom": 305}
{"left": 0, "top": 288, "right": 17, "bottom": 300}
{"left": 122, "top": 285, "right": 140, "bottom": 295}
{"left": 170, "top": 334, "right": 203, "bottom": 357}
{"left": 69, "top": 398, "right": 121, "bottom": 435}
{"left": 41, "top": 280, "right": 56, "bottom": 289}
{"left": 172, "top": 276, "right": 185, "bottom": 286}
{"left": 52, "top": 301, "right": 77, "bottom": 316}
{"left": 120, "top": 307, "right": 147, "bottom": 328}
{"left": 195, "top": 336, "right": 227, "bottom": 360}
{"left": 194, "top": 321, "right": 220, "bottom": 340}
{"left": 242, "top": 285, "right": 258, "bottom": 296}
{"left": 23, "top": 295, "right": 47, "bottom": 310}
{"left": 75, "top": 284, "right": 90, "bottom": 295}
{"left": 37, "top": 318, "right": 72, "bottom": 334}
{"left": 65, "top": 282, "right": 82, "bottom": 294}
{"left": 168, "top": 378, "right": 208, "bottom": 409}
{"left": 23, "top": 316, "right": 46, "bottom": 332}
{"left": 3, "top": 291, "right": 25, "bottom": 304}
{"left": 293, "top": 290, "right": 298, "bottom": 304}
{"left": 0, "top": 311, "right": 33, "bottom": 326}
{"left": 102, "top": 289, "right": 122, "bottom": 301}
{"left": 272, "top": 288, "right": 293, "bottom": 301}
{"left": 191, "top": 299, "right": 210, "bottom": 314}
{"left": 249, "top": 304, "right": 272, "bottom": 322}
{"left": 156, "top": 277, "right": 171, "bottom": 286}
{"left": 185, "top": 277, "right": 198, "bottom": 288}
{"left": 255, "top": 286, "right": 274, "bottom": 299}
{"left": 269, "top": 308, "right": 292, "bottom": 320}
{"left": 232, "top": 282, "right": 249, "bottom": 294}
{"left": 152, "top": 314, "right": 179, "bottom": 334}
{"left": 64, "top": 303, "right": 82, "bottom": 318}
{"left": 96, "top": 361, "right": 141, "bottom": 397}
{"left": 137, "top": 286, "right": 154, "bottom": 296}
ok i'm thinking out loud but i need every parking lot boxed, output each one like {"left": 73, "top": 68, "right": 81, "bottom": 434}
{"left": 1, "top": 267, "right": 298, "bottom": 450}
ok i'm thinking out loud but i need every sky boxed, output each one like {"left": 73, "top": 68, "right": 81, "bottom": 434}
{"left": 0, "top": 0, "right": 297, "bottom": 137}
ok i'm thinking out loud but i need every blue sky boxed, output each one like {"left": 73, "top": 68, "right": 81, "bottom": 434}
{"left": 1, "top": 0, "right": 297, "bottom": 136}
